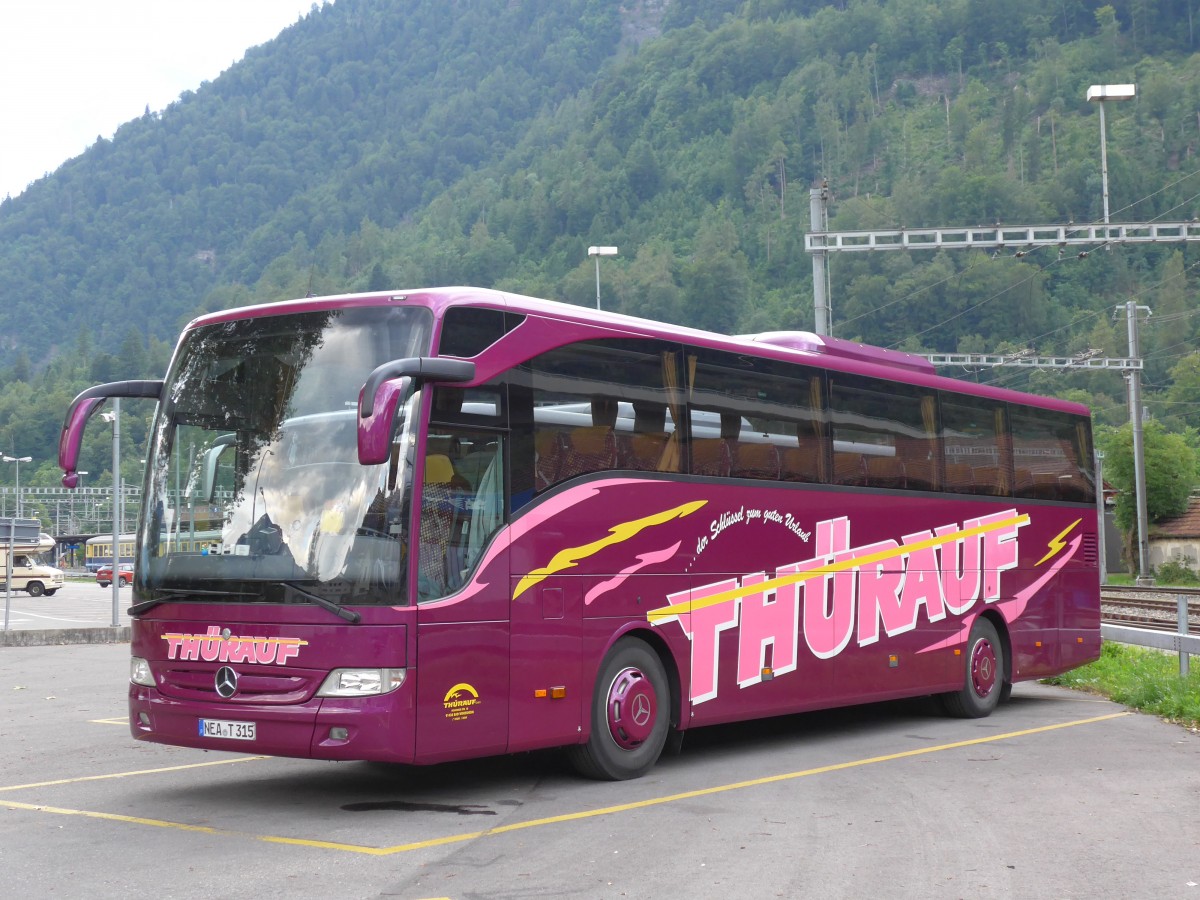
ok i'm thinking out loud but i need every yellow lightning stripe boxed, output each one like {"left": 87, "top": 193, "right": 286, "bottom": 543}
{"left": 513, "top": 500, "right": 707, "bottom": 600}
{"left": 1035, "top": 518, "right": 1081, "bottom": 566}
{"left": 646, "top": 512, "right": 1030, "bottom": 623}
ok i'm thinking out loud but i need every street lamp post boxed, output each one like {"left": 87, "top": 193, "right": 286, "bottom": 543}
{"left": 101, "top": 400, "right": 121, "bottom": 627}
{"left": 588, "top": 246, "right": 618, "bottom": 310}
{"left": 1085, "top": 81, "right": 1150, "bottom": 584}
{"left": 73, "top": 471, "right": 88, "bottom": 532}
{"left": 1086, "top": 83, "right": 1136, "bottom": 233}
{"left": 2, "top": 455, "right": 32, "bottom": 518}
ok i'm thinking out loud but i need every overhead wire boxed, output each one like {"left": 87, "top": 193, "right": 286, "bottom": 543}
{"left": 843, "top": 163, "right": 1200, "bottom": 353}
{"left": 818, "top": 158, "right": 1200, "bottom": 411}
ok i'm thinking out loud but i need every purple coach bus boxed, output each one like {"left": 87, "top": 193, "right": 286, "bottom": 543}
{"left": 58, "top": 287, "right": 1100, "bottom": 779}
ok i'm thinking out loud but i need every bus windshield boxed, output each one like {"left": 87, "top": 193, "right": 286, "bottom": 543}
{"left": 138, "top": 305, "right": 431, "bottom": 607}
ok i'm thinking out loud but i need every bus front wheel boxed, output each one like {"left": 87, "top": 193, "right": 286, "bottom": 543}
{"left": 942, "top": 617, "right": 1005, "bottom": 718}
{"left": 26, "top": 581, "right": 45, "bottom": 597}
{"left": 569, "top": 638, "right": 670, "bottom": 780}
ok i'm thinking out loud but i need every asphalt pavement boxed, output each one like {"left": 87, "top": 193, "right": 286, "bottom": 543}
{"left": 1, "top": 645, "right": 1197, "bottom": 899}
{"left": 0, "top": 579, "right": 130, "bottom": 645}
{"left": 3, "top": 583, "right": 1199, "bottom": 896}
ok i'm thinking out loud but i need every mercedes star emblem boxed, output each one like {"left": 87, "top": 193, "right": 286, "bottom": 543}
{"left": 631, "top": 692, "right": 652, "bottom": 727}
{"left": 214, "top": 666, "right": 238, "bottom": 699}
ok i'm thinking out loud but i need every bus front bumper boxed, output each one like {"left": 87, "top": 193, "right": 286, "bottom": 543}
{"left": 128, "top": 686, "right": 415, "bottom": 763}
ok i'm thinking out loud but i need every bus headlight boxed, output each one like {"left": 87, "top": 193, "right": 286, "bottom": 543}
{"left": 316, "top": 668, "right": 406, "bottom": 697}
{"left": 130, "top": 657, "right": 155, "bottom": 687}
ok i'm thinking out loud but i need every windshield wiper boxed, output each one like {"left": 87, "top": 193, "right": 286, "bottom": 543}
{"left": 129, "top": 587, "right": 258, "bottom": 617}
{"left": 130, "top": 585, "right": 360, "bottom": 623}
{"left": 282, "top": 582, "right": 361, "bottom": 624}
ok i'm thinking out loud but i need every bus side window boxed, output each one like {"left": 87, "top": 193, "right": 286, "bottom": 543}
{"left": 618, "top": 401, "right": 673, "bottom": 472}
{"left": 828, "top": 373, "right": 937, "bottom": 492}
{"left": 686, "top": 350, "right": 824, "bottom": 482}
{"left": 525, "top": 338, "right": 678, "bottom": 491}
{"left": 690, "top": 435, "right": 732, "bottom": 477}
{"left": 1010, "top": 407, "right": 1095, "bottom": 503}
{"left": 942, "top": 397, "right": 1010, "bottom": 497}
{"left": 833, "top": 451, "right": 866, "bottom": 486}
{"left": 417, "top": 432, "right": 506, "bottom": 603}
{"left": 780, "top": 440, "right": 821, "bottom": 483}
{"left": 534, "top": 429, "right": 564, "bottom": 489}
{"left": 689, "top": 410, "right": 738, "bottom": 477}
{"left": 557, "top": 398, "right": 619, "bottom": 483}
{"left": 731, "top": 442, "right": 781, "bottom": 480}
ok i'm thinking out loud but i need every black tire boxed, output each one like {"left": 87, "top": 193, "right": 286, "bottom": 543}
{"left": 26, "top": 581, "right": 45, "bottom": 597}
{"left": 942, "top": 617, "right": 1004, "bottom": 718}
{"left": 119, "top": 576, "right": 130, "bottom": 587}
{"left": 98, "top": 582, "right": 109, "bottom": 589}
{"left": 43, "top": 589, "right": 57, "bottom": 596}
{"left": 568, "top": 638, "right": 671, "bottom": 780}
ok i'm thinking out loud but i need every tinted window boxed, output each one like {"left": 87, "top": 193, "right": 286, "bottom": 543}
{"left": 1010, "top": 407, "right": 1095, "bottom": 503}
{"left": 827, "top": 373, "right": 937, "bottom": 490}
{"left": 687, "top": 349, "right": 826, "bottom": 482}
{"left": 524, "top": 339, "right": 678, "bottom": 491}
{"left": 439, "top": 307, "right": 520, "bottom": 358}
{"left": 941, "top": 397, "right": 1010, "bottom": 496}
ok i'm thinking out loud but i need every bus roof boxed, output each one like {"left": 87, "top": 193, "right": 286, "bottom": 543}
{"left": 186, "top": 286, "right": 1090, "bottom": 417}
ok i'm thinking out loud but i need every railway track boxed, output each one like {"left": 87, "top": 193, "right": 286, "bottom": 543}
{"left": 1100, "top": 590, "right": 1200, "bottom": 635}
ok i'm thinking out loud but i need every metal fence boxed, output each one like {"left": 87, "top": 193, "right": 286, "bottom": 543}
{"left": 0, "top": 485, "right": 141, "bottom": 536}
{"left": 1101, "top": 585, "right": 1198, "bottom": 677}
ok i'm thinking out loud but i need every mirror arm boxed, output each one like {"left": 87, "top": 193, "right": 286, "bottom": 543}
{"left": 60, "top": 380, "right": 164, "bottom": 487}
{"left": 359, "top": 358, "right": 475, "bottom": 418}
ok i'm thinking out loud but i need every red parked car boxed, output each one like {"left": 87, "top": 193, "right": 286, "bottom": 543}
{"left": 97, "top": 563, "right": 134, "bottom": 588}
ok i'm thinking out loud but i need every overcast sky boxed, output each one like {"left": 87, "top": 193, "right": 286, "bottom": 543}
{"left": 0, "top": 1, "right": 324, "bottom": 200}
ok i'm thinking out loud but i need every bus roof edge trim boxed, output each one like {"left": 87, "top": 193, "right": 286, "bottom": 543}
{"left": 743, "top": 332, "right": 936, "bottom": 376}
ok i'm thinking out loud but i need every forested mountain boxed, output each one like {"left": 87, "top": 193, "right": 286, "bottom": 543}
{"left": 3, "top": 0, "right": 1200, "bottom": 516}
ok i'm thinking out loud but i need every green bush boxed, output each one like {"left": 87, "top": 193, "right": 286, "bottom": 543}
{"left": 1154, "top": 558, "right": 1200, "bottom": 586}
{"left": 1047, "top": 643, "right": 1200, "bottom": 729}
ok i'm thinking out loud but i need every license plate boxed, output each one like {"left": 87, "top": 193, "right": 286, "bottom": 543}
{"left": 198, "top": 718, "right": 256, "bottom": 741}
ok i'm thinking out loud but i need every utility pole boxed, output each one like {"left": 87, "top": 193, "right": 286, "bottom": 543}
{"left": 809, "top": 181, "right": 830, "bottom": 335}
{"left": 1124, "top": 301, "right": 1153, "bottom": 585}
{"left": 1095, "top": 450, "right": 1107, "bottom": 585}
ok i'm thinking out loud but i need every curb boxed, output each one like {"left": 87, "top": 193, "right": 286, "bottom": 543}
{"left": 0, "top": 627, "right": 131, "bottom": 647}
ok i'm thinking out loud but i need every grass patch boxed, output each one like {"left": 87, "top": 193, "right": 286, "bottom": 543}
{"left": 1045, "top": 641, "right": 1200, "bottom": 732}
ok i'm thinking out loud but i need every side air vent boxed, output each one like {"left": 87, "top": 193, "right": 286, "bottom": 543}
{"left": 1082, "top": 533, "right": 1099, "bottom": 566}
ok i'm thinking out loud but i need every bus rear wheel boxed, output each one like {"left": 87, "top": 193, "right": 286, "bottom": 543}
{"left": 568, "top": 638, "right": 670, "bottom": 780}
{"left": 942, "top": 617, "right": 1004, "bottom": 718}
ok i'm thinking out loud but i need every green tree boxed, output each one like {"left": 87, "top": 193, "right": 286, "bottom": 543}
{"left": 679, "top": 208, "right": 749, "bottom": 334}
{"left": 1098, "top": 421, "right": 1198, "bottom": 574}
{"left": 1160, "top": 352, "right": 1200, "bottom": 432}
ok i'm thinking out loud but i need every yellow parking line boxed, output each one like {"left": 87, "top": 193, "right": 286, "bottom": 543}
{"left": 0, "top": 756, "right": 267, "bottom": 793}
{"left": 0, "top": 712, "right": 1129, "bottom": 855}
{"left": 89, "top": 717, "right": 129, "bottom": 726}
{"left": 2, "top": 800, "right": 228, "bottom": 836}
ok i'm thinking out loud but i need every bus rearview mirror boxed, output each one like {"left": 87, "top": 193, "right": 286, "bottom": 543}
{"left": 357, "top": 357, "right": 475, "bottom": 466}
{"left": 59, "top": 380, "right": 164, "bottom": 487}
